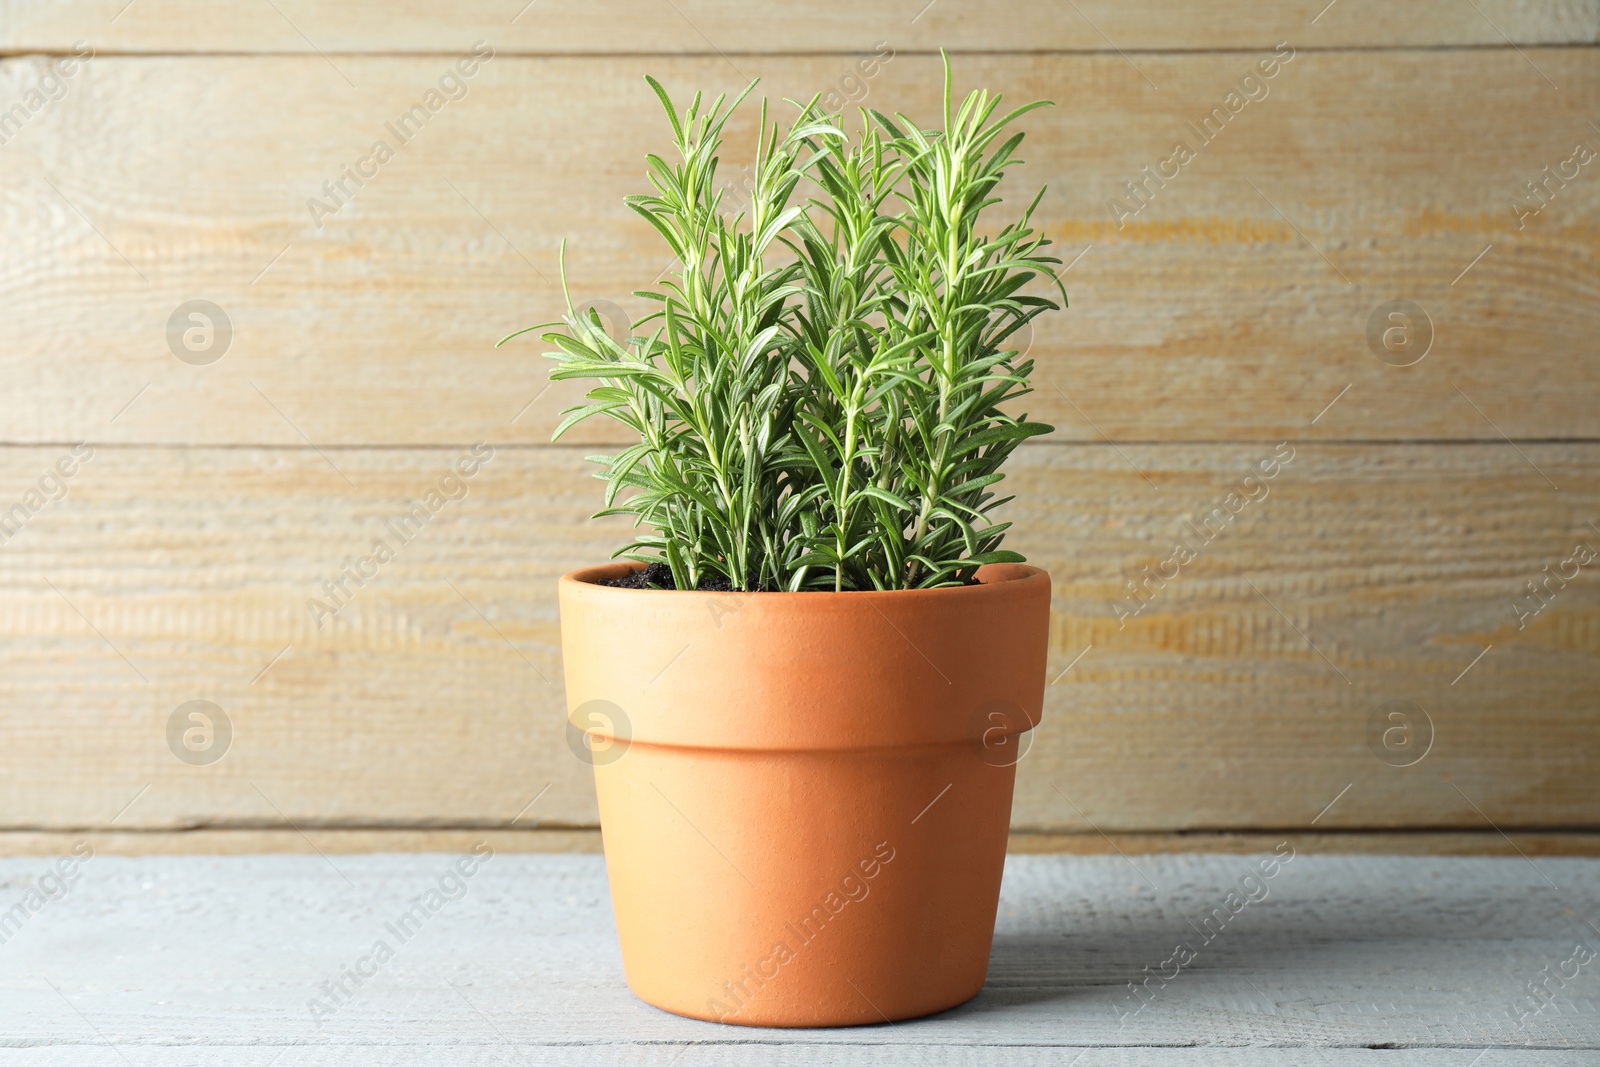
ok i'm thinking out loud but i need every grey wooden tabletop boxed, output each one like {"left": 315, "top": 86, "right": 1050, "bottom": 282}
{"left": 2, "top": 851, "right": 1598, "bottom": 1064}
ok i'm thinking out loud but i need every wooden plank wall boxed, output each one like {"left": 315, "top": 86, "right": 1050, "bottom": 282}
{"left": 1, "top": 1, "right": 1596, "bottom": 852}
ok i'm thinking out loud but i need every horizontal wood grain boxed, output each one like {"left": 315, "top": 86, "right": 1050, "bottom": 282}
{"left": 7, "top": 828, "right": 1600, "bottom": 855}
{"left": 1012, "top": 441, "right": 1600, "bottom": 833}
{"left": 0, "top": 829, "right": 607, "bottom": 854}
{"left": 1008, "top": 831, "right": 1600, "bottom": 856}
{"left": 2, "top": 0, "right": 1596, "bottom": 54}
{"left": 0, "top": 442, "right": 1593, "bottom": 834}
{"left": 1, "top": 51, "right": 1596, "bottom": 446}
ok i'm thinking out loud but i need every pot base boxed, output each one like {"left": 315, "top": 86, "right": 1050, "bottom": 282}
{"left": 630, "top": 973, "right": 988, "bottom": 1028}
{"left": 595, "top": 743, "right": 1017, "bottom": 1028}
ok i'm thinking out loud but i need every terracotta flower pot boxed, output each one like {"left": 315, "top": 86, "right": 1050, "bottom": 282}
{"left": 557, "top": 561, "right": 1050, "bottom": 1027}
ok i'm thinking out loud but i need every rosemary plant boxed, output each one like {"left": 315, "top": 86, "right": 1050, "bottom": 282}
{"left": 504, "top": 58, "right": 1065, "bottom": 592}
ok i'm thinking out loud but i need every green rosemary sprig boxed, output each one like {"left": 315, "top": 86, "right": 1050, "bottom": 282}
{"left": 503, "top": 55, "right": 1065, "bottom": 591}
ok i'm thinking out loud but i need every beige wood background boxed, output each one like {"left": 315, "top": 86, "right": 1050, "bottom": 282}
{"left": 1, "top": 2, "right": 1596, "bottom": 850}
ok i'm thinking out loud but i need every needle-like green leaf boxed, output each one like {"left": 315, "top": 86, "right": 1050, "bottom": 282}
{"left": 503, "top": 61, "right": 1064, "bottom": 591}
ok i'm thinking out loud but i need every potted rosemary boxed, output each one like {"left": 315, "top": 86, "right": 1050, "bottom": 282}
{"left": 505, "top": 59, "right": 1065, "bottom": 1027}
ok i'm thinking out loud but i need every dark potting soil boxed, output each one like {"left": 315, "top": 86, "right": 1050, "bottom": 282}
{"left": 597, "top": 563, "right": 735, "bottom": 592}
{"left": 596, "top": 562, "right": 982, "bottom": 592}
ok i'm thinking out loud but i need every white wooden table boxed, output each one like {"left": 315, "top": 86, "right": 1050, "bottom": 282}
{"left": 3, "top": 852, "right": 1598, "bottom": 1064}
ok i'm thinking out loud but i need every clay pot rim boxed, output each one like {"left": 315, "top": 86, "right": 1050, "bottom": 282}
{"left": 561, "top": 560, "right": 1047, "bottom": 599}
